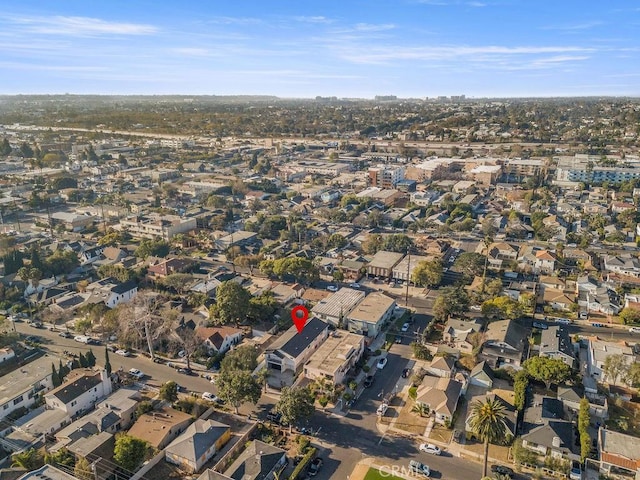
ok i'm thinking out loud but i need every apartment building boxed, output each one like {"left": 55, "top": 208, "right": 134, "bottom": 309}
{"left": 368, "top": 165, "right": 405, "bottom": 189}
{"left": 118, "top": 213, "right": 197, "bottom": 240}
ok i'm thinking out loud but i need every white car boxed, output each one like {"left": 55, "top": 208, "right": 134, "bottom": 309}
{"left": 419, "top": 443, "right": 442, "bottom": 455}
{"left": 377, "top": 357, "right": 388, "bottom": 370}
{"left": 629, "top": 327, "right": 640, "bottom": 334}
{"left": 554, "top": 318, "right": 571, "bottom": 325}
{"left": 326, "top": 285, "right": 338, "bottom": 292}
{"left": 349, "top": 283, "right": 360, "bottom": 289}
{"left": 128, "top": 368, "right": 144, "bottom": 380}
{"left": 401, "top": 323, "right": 410, "bottom": 332}
{"left": 115, "top": 349, "right": 131, "bottom": 357}
{"left": 377, "top": 403, "right": 389, "bottom": 416}
{"left": 202, "top": 392, "right": 222, "bottom": 403}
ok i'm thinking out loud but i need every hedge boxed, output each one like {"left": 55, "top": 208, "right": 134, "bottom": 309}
{"left": 289, "top": 447, "right": 317, "bottom": 480}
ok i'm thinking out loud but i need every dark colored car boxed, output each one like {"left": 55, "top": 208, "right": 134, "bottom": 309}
{"left": 402, "top": 368, "right": 411, "bottom": 378}
{"left": 363, "top": 375, "right": 375, "bottom": 388}
{"left": 267, "top": 411, "right": 282, "bottom": 424}
{"left": 453, "top": 430, "right": 464, "bottom": 443}
{"left": 491, "top": 465, "right": 514, "bottom": 477}
{"left": 59, "top": 331, "right": 73, "bottom": 338}
{"left": 308, "top": 458, "right": 323, "bottom": 476}
{"left": 395, "top": 336, "right": 402, "bottom": 344}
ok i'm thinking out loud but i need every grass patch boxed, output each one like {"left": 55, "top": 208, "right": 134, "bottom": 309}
{"left": 364, "top": 467, "right": 404, "bottom": 480}
{"left": 531, "top": 330, "right": 542, "bottom": 345}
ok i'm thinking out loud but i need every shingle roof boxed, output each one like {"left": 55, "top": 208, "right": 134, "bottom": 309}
{"left": 166, "top": 419, "right": 230, "bottom": 463}
{"left": 268, "top": 317, "right": 327, "bottom": 359}
{"left": 540, "top": 326, "right": 574, "bottom": 359}
{"left": 110, "top": 280, "right": 137, "bottom": 295}
{"left": 48, "top": 371, "right": 103, "bottom": 405}
{"left": 225, "top": 440, "right": 285, "bottom": 480}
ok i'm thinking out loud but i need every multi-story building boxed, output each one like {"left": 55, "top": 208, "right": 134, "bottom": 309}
{"left": 556, "top": 155, "right": 640, "bottom": 183}
{"left": 0, "top": 356, "right": 54, "bottom": 421}
{"left": 368, "top": 165, "right": 405, "bottom": 189}
{"left": 118, "top": 213, "right": 197, "bottom": 240}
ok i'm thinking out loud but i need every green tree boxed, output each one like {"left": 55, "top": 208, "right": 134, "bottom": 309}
{"left": 513, "top": 370, "right": 529, "bottom": 411}
{"left": 411, "top": 259, "right": 443, "bottom": 288}
{"left": 85, "top": 349, "right": 96, "bottom": 367}
{"left": 454, "top": 252, "right": 486, "bottom": 278}
{"left": 159, "top": 381, "right": 179, "bottom": 403}
{"left": 468, "top": 397, "right": 508, "bottom": 478}
{"left": 159, "top": 273, "right": 194, "bottom": 294}
{"left": 332, "top": 269, "right": 345, "bottom": 282}
{"left": 271, "top": 257, "right": 319, "bottom": 284}
{"left": 411, "top": 403, "right": 430, "bottom": 417}
{"left": 248, "top": 291, "right": 279, "bottom": 322}
{"left": 602, "top": 353, "right": 628, "bottom": 386}
{"left": 104, "top": 347, "right": 112, "bottom": 376}
{"left": 114, "top": 434, "right": 149, "bottom": 472}
{"left": 134, "top": 239, "right": 170, "bottom": 259}
{"left": 216, "top": 370, "right": 262, "bottom": 414}
{"left": 44, "top": 447, "right": 74, "bottom": 468}
{"left": 481, "top": 296, "right": 524, "bottom": 320}
{"left": 327, "top": 233, "right": 348, "bottom": 249}
{"left": 209, "top": 281, "right": 251, "bottom": 325}
{"left": 578, "top": 398, "right": 591, "bottom": 461}
{"left": 625, "top": 362, "right": 640, "bottom": 387}
{"left": 74, "top": 457, "right": 93, "bottom": 480}
{"left": 0, "top": 138, "right": 11, "bottom": 156}
{"left": 51, "top": 363, "right": 61, "bottom": 387}
{"left": 619, "top": 307, "right": 640, "bottom": 325}
{"left": 220, "top": 345, "right": 259, "bottom": 372}
{"left": 11, "top": 448, "right": 43, "bottom": 470}
{"left": 432, "top": 286, "right": 470, "bottom": 321}
{"left": 275, "top": 386, "right": 316, "bottom": 433}
{"left": 523, "top": 356, "right": 571, "bottom": 390}
{"left": 97, "top": 264, "right": 133, "bottom": 282}
{"left": 135, "top": 401, "right": 154, "bottom": 419}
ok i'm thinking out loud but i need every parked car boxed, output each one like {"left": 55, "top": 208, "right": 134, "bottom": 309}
{"left": 267, "top": 411, "right": 282, "bottom": 423}
{"left": 326, "top": 285, "right": 338, "bottom": 292}
{"left": 419, "top": 443, "right": 442, "bottom": 455}
{"left": 532, "top": 322, "right": 548, "bottom": 330}
{"left": 308, "top": 458, "right": 323, "bottom": 476}
{"left": 554, "top": 318, "right": 571, "bottom": 325}
{"left": 377, "top": 357, "right": 388, "bottom": 370}
{"left": 402, "top": 368, "right": 411, "bottom": 378}
{"left": 377, "top": 403, "right": 389, "bottom": 416}
{"left": 59, "top": 331, "right": 73, "bottom": 338}
{"left": 629, "top": 327, "right": 640, "bottom": 334}
{"left": 491, "top": 465, "right": 514, "bottom": 477}
{"left": 349, "top": 283, "right": 360, "bottom": 289}
{"left": 409, "top": 460, "right": 430, "bottom": 477}
{"left": 128, "top": 368, "right": 145, "bottom": 380}
{"left": 202, "top": 392, "right": 223, "bottom": 403}
{"left": 569, "top": 461, "right": 582, "bottom": 480}
{"left": 401, "top": 323, "right": 410, "bottom": 332}
{"left": 363, "top": 375, "right": 374, "bottom": 388}
{"left": 453, "top": 430, "right": 464, "bottom": 443}
{"left": 395, "top": 336, "right": 403, "bottom": 344}
{"left": 591, "top": 323, "right": 605, "bottom": 328}
{"left": 115, "top": 349, "right": 131, "bottom": 357}
{"left": 152, "top": 357, "right": 164, "bottom": 363}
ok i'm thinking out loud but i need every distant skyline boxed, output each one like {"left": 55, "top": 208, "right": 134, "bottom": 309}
{"left": 1, "top": 1, "right": 640, "bottom": 98}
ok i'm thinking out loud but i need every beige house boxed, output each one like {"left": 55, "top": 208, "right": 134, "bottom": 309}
{"left": 165, "top": 420, "right": 231, "bottom": 474}
{"left": 345, "top": 292, "right": 396, "bottom": 338}
{"left": 128, "top": 407, "right": 193, "bottom": 449}
{"left": 303, "top": 331, "right": 365, "bottom": 385}
{"left": 415, "top": 376, "right": 463, "bottom": 424}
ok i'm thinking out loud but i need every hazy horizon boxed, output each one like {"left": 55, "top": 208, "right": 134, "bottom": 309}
{"left": 2, "top": 1, "right": 640, "bottom": 98}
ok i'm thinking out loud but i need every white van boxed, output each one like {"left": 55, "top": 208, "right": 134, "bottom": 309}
{"left": 74, "top": 335, "right": 90, "bottom": 344}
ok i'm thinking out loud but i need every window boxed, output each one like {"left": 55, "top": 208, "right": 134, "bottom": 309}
{"left": 2, "top": 404, "right": 8, "bottom": 410}
{"left": 13, "top": 395, "right": 23, "bottom": 405}
{"left": 71, "top": 400, "right": 77, "bottom": 407}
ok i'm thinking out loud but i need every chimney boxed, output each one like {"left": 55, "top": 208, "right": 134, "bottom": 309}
{"left": 552, "top": 436, "right": 561, "bottom": 448}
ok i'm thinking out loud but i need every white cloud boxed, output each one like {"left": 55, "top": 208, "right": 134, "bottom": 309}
{"left": 6, "top": 15, "right": 158, "bottom": 36}
{"left": 354, "top": 23, "right": 396, "bottom": 32}
{"left": 336, "top": 45, "right": 594, "bottom": 64}
{"left": 169, "top": 48, "right": 212, "bottom": 57}
{"left": 293, "top": 16, "right": 333, "bottom": 24}
{"left": 541, "top": 21, "right": 603, "bottom": 31}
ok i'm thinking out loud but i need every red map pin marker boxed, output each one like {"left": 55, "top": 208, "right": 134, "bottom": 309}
{"left": 291, "top": 305, "right": 309, "bottom": 334}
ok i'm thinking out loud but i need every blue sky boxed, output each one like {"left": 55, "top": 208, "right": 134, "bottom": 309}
{"left": 1, "top": 1, "right": 639, "bottom": 98}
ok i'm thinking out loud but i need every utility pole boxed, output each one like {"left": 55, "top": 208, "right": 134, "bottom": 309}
{"left": 405, "top": 247, "right": 411, "bottom": 307}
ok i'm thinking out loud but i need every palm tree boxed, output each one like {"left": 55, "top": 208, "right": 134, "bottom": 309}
{"left": 411, "top": 403, "right": 430, "bottom": 417}
{"left": 468, "top": 398, "right": 508, "bottom": 478}
{"left": 11, "top": 448, "right": 42, "bottom": 470}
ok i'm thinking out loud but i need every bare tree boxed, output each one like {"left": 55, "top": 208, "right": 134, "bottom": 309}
{"left": 175, "top": 321, "right": 201, "bottom": 371}
{"left": 118, "top": 293, "right": 171, "bottom": 360}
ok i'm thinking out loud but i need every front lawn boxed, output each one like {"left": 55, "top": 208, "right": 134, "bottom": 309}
{"left": 364, "top": 467, "right": 404, "bottom": 480}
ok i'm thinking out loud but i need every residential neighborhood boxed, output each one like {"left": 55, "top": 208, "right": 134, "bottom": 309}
{"left": 1, "top": 96, "right": 640, "bottom": 480}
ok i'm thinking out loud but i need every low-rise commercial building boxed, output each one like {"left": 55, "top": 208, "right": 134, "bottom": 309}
{"left": 345, "top": 292, "right": 396, "bottom": 338}
{"left": 303, "top": 331, "right": 365, "bottom": 385}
